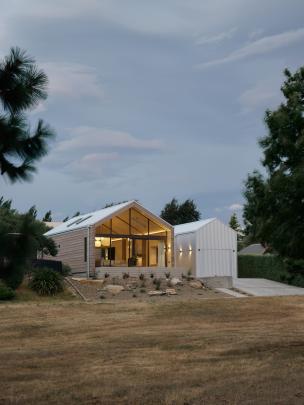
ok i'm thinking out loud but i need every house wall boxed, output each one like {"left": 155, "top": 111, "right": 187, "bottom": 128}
{"left": 196, "top": 220, "right": 237, "bottom": 279}
{"left": 175, "top": 232, "right": 196, "bottom": 275}
{"left": 44, "top": 227, "right": 93, "bottom": 276}
{"left": 96, "top": 266, "right": 186, "bottom": 279}
{"left": 175, "top": 219, "right": 237, "bottom": 279}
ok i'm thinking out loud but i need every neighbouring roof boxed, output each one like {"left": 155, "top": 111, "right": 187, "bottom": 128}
{"left": 45, "top": 200, "right": 172, "bottom": 237}
{"left": 44, "top": 221, "right": 63, "bottom": 229}
{"left": 239, "top": 243, "right": 266, "bottom": 255}
{"left": 174, "top": 218, "right": 216, "bottom": 235}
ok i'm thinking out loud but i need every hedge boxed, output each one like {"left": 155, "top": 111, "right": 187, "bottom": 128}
{"left": 238, "top": 254, "right": 304, "bottom": 287}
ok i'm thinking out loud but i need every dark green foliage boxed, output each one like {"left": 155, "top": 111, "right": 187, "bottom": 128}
{"left": 153, "top": 278, "right": 161, "bottom": 290}
{"left": 63, "top": 216, "right": 69, "bottom": 222}
{"left": 0, "top": 280, "right": 15, "bottom": 300}
{"left": 62, "top": 263, "right": 72, "bottom": 277}
{"left": 160, "top": 198, "right": 201, "bottom": 225}
{"left": 42, "top": 211, "right": 52, "bottom": 222}
{"left": 238, "top": 255, "right": 304, "bottom": 287}
{"left": 243, "top": 67, "right": 304, "bottom": 260}
{"left": 0, "top": 47, "right": 54, "bottom": 182}
{"left": 0, "top": 197, "right": 57, "bottom": 289}
{"left": 29, "top": 267, "right": 63, "bottom": 296}
{"left": 229, "top": 213, "right": 240, "bottom": 232}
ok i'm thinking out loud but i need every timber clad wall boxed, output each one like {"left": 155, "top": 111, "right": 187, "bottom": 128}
{"left": 44, "top": 228, "right": 88, "bottom": 275}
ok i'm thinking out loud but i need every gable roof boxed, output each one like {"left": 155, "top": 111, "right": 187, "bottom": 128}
{"left": 45, "top": 200, "right": 172, "bottom": 237}
{"left": 174, "top": 218, "right": 216, "bottom": 235}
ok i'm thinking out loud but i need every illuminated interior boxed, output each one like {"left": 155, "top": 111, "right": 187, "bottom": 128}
{"left": 94, "top": 207, "right": 171, "bottom": 267}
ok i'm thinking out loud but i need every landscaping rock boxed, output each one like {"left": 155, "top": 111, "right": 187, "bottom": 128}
{"left": 170, "top": 277, "right": 183, "bottom": 286}
{"left": 165, "top": 288, "right": 177, "bottom": 295}
{"left": 148, "top": 290, "right": 165, "bottom": 296}
{"left": 104, "top": 285, "right": 124, "bottom": 295}
{"left": 189, "top": 280, "right": 204, "bottom": 289}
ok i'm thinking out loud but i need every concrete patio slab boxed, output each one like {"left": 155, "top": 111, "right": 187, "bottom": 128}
{"left": 234, "top": 278, "right": 304, "bottom": 297}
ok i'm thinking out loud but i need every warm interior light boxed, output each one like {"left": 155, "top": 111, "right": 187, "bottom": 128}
{"left": 95, "top": 240, "right": 102, "bottom": 248}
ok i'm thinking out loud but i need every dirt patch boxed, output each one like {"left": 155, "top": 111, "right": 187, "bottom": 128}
{"left": 68, "top": 276, "right": 229, "bottom": 302}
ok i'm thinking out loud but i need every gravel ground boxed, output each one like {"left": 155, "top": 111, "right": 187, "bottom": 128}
{"left": 67, "top": 276, "right": 229, "bottom": 302}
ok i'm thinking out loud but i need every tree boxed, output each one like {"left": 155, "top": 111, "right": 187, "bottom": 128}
{"left": 160, "top": 198, "right": 201, "bottom": 225}
{"left": 229, "top": 213, "right": 240, "bottom": 232}
{"left": 0, "top": 47, "right": 54, "bottom": 182}
{"left": 72, "top": 211, "right": 80, "bottom": 218}
{"left": 62, "top": 216, "right": 69, "bottom": 222}
{"left": 0, "top": 200, "right": 57, "bottom": 289}
{"left": 42, "top": 210, "right": 52, "bottom": 222}
{"left": 243, "top": 67, "right": 304, "bottom": 260}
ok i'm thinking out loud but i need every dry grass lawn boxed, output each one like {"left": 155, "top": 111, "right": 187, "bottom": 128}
{"left": 1, "top": 296, "right": 304, "bottom": 404}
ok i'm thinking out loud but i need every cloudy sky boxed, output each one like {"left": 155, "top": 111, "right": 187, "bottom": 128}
{"left": 1, "top": 0, "right": 303, "bottom": 222}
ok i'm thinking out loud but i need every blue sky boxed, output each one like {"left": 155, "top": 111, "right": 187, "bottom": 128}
{"left": 1, "top": 0, "right": 303, "bottom": 222}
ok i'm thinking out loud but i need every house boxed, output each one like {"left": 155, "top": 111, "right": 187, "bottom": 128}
{"left": 174, "top": 218, "right": 237, "bottom": 287}
{"left": 44, "top": 201, "right": 179, "bottom": 278}
{"left": 239, "top": 243, "right": 266, "bottom": 255}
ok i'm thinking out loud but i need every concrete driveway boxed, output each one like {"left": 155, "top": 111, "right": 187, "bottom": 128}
{"left": 234, "top": 278, "right": 304, "bottom": 297}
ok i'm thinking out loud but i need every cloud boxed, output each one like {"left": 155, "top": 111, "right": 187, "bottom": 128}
{"left": 196, "top": 27, "right": 304, "bottom": 69}
{"left": 248, "top": 28, "right": 264, "bottom": 40}
{"left": 196, "top": 27, "right": 237, "bottom": 45}
{"left": 56, "top": 127, "right": 164, "bottom": 152}
{"left": 228, "top": 203, "right": 243, "bottom": 211}
{"left": 45, "top": 127, "right": 164, "bottom": 181}
{"left": 239, "top": 79, "right": 282, "bottom": 112}
{"left": 42, "top": 62, "right": 104, "bottom": 100}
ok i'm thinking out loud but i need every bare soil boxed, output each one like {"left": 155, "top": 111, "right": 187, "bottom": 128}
{"left": 68, "top": 276, "right": 229, "bottom": 301}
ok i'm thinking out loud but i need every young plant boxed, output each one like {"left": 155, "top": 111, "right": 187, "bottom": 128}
{"left": 122, "top": 272, "right": 130, "bottom": 280}
{"left": 165, "top": 271, "right": 171, "bottom": 279}
{"left": 104, "top": 272, "right": 110, "bottom": 279}
{"left": 153, "top": 278, "right": 161, "bottom": 290}
{"left": 139, "top": 273, "right": 145, "bottom": 281}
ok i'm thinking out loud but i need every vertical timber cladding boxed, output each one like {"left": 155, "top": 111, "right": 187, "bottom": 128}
{"left": 44, "top": 228, "right": 88, "bottom": 275}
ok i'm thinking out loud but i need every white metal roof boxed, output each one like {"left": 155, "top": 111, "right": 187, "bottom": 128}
{"left": 174, "top": 218, "right": 216, "bottom": 235}
{"left": 45, "top": 201, "right": 133, "bottom": 236}
{"left": 45, "top": 200, "right": 173, "bottom": 237}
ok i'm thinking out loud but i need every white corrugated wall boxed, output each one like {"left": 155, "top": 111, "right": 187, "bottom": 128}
{"left": 196, "top": 219, "right": 237, "bottom": 278}
{"left": 175, "top": 232, "right": 196, "bottom": 275}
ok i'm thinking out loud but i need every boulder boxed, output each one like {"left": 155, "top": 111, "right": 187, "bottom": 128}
{"left": 148, "top": 290, "right": 165, "bottom": 296}
{"left": 104, "top": 285, "right": 124, "bottom": 295}
{"left": 165, "top": 288, "right": 177, "bottom": 295}
{"left": 189, "top": 280, "right": 204, "bottom": 289}
{"left": 170, "top": 277, "right": 183, "bottom": 286}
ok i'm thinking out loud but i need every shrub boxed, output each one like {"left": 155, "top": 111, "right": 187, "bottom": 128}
{"left": 122, "top": 272, "right": 130, "bottom": 279}
{"left": 29, "top": 267, "right": 63, "bottom": 296}
{"left": 0, "top": 280, "right": 15, "bottom": 300}
{"left": 238, "top": 254, "right": 304, "bottom": 288}
{"left": 62, "top": 263, "right": 72, "bottom": 277}
{"left": 150, "top": 273, "right": 154, "bottom": 279}
{"left": 153, "top": 278, "right": 161, "bottom": 290}
{"left": 0, "top": 262, "right": 25, "bottom": 290}
{"left": 104, "top": 272, "right": 110, "bottom": 278}
{"left": 139, "top": 273, "right": 145, "bottom": 281}
{"left": 165, "top": 271, "right": 171, "bottom": 279}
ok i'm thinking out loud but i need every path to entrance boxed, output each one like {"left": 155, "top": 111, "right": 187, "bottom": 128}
{"left": 234, "top": 278, "right": 304, "bottom": 297}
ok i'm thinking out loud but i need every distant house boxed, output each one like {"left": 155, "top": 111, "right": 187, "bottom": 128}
{"left": 239, "top": 243, "right": 266, "bottom": 255}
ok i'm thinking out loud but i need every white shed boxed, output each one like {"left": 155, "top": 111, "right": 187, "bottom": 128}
{"left": 174, "top": 218, "right": 237, "bottom": 285}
